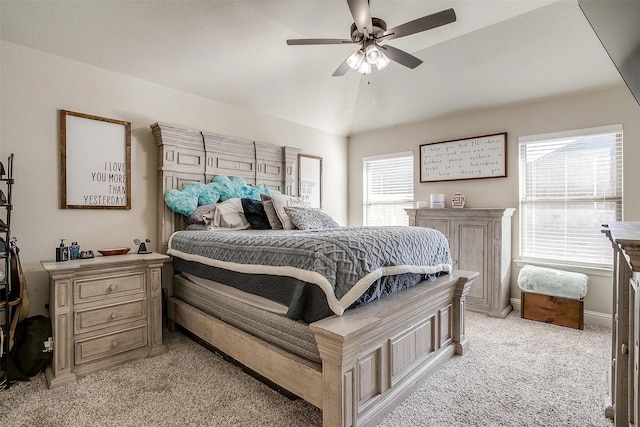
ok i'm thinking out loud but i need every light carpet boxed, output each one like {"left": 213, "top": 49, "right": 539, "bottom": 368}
{"left": 0, "top": 311, "right": 613, "bottom": 426}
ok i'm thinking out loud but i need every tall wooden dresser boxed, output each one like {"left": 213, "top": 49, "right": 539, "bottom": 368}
{"left": 406, "top": 208, "right": 515, "bottom": 317}
{"left": 41, "top": 253, "right": 170, "bottom": 388}
{"left": 602, "top": 222, "right": 640, "bottom": 426}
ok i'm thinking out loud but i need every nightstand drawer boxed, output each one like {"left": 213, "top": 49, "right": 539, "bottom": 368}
{"left": 75, "top": 325, "right": 148, "bottom": 365}
{"left": 75, "top": 271, "right": 146, "bottom": 303}
{"left": 75, "top": 299, "right": 146, "bottom": 334}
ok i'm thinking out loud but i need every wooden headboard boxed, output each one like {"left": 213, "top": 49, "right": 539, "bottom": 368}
{"left": 151, "top": 122, "right": 300, "bottom": 253}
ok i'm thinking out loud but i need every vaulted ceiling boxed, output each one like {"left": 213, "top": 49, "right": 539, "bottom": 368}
{"left": 0, "top": 0, "right": 623, "bottom": 136}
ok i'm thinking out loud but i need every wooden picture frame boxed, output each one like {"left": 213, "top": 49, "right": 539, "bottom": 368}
{"left": 298, "top": 154, "right": 322, "bottom": 208}
{"left": 60, "top": 110, "right": 131, "bottom": 209}
{"left": 420, "top": 132, "right": 507, "bottom": 183}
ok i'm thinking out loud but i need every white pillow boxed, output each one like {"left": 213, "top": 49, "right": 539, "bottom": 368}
{"left": 203, "top": 198, "right": 250, "bottom": 230}
{"left": 270, "top": 194, "right": 308, "bottom": 230}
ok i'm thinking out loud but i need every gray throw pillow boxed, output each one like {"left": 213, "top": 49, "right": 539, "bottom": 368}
{"left": 283, "top": 207, "right": 339, "bottom": 230}
{"left": 259, "top": 194, "right": 283, "bottom": 230}
{"left": 184, "top": 203, "right": 217, "bottom": 225}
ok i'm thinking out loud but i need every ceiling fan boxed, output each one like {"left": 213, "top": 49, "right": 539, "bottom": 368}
{"left": 286, "top": 0, "right": 456, "bottom": 76}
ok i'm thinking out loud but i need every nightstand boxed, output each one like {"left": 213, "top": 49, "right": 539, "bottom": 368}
{"left": 41, "top": 252, "right": 170, "bottom": 389}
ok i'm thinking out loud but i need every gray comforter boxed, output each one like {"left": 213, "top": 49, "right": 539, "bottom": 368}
{"left": 169, "top": 226, "right": 452, "bottom": 318}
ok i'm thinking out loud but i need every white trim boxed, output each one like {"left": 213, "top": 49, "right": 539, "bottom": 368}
{"left": 518, "top": 123, "right": 623, "bottom": 143}
{"left": 362, "top": 151, "right": 413, "bottom": 162}
{"left": 513, "top": 259, "right": 612, "bottom": 277}
{"left": 510, "top": 297, "right": 612, "bottom": 328}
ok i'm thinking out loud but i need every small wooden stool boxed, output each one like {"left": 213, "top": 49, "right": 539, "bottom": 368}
{"left": 518, "top": 265, "right": 588, "bottom": 330}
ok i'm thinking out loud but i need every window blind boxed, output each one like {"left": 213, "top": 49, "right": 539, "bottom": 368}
{"left": 363, "top": 152, "right": 414, "bottom": 226}
{"left": 519, "top": 125, "right": 622, "bottom": 267}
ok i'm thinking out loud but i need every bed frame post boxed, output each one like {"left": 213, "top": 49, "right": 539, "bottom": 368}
{"left": 312, "top": 320, "right": 378, "bottom": 427}
{"left": 315, "top": 338, "right": 357, "bottom": 427}
{"left": 453, "top": 275, "right": 474, "bottom": 355}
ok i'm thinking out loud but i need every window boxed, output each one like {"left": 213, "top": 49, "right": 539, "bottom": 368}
{"left": 519, "top": 125, "right": 622, "bottom": 267}
{"left": 363, "top": 152, "right": 414, "bottom": 226}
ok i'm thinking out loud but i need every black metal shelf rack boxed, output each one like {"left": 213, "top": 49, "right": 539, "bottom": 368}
{"left": 1, "top": 154, "right": 15, "bottom": 390}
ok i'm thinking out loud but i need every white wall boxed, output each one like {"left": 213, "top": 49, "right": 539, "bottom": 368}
{"left": 349, "top": 85, "right": 640, "bottom": 318}
{"left": 0, "top": 41, "right": 348, "bottom": 316}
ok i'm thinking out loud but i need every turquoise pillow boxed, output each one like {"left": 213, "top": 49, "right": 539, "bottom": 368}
{"left": 164, "top": 175, "right": 282, "bottom": 216}
{"left": 164, "top": 189, "right": 198, "bottom": 216}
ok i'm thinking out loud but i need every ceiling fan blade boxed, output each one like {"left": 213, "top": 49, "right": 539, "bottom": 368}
{"left": 332, "top": 57, "right": 351, "bottom": 77}
{"left": 287, "top": 38, "right": 354, "bottom": 45}
{"left": 347, "top": 0, "right": 373, "bottom": 35}
{"left": 382, "top": 8, "right": 456, "bottom": 41}
{"left": 379, "top": 44, "right": 423, "bottom": 69}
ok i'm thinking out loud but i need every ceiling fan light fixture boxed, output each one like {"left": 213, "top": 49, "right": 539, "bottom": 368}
{"left": 286, "top": 2, "right": 456, "bottom": 77}
{"left": 365, "top": 44, "right": 382, "bottom": 64}
{"left": 357, "top": 60, "right": 371, "bottom": 75}
{"left": 375, "top": 51, "right": 391, "bottom": 70}
{"left": 347, "top": 49, "right": 365, "bottom": 70}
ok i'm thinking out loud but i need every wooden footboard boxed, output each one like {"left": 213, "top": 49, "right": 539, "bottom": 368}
{"left": 167, "top": 270, "right": 477, "bottom": 427}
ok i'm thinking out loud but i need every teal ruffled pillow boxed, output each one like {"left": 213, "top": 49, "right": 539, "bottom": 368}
{"left": 164, "top": 189, "right": 198, "bottom": 216}
{"left": 209, "top": 175, "right": 236, "bottom": 201}
{"left": 198, "top": 186, "right": 220, "bottom": 205}
{"left": 164, "top": 175, "right": 281, "bottom": 216}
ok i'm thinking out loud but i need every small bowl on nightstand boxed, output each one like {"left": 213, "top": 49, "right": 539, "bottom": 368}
{"left": 97, "top": 247, "right": 131, "bottom": 256}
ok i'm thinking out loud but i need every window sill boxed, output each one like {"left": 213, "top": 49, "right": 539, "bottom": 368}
{"left": 513, "top": 259, "right": 612, "bottom": 277}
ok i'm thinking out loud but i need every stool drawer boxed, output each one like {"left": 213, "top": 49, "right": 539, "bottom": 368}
{"left": 521, "top": 292, "right": 584, "bottom": 329}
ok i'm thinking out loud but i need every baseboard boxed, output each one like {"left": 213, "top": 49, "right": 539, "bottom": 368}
{"left": 510, "top": 297, "right": 612, "bottom": 328}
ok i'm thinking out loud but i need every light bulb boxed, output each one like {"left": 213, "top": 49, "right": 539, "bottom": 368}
{"left": 347, "top": 50, "right": 365, "bottom": 70}
{"left": 375, "top": 51, "right": 391, "bottom": 70}
{"left": 358, "top": 60, "right": 371, "bottom": 75}
{"left": 365, "top": 44, "right": 382, "bottom": 64}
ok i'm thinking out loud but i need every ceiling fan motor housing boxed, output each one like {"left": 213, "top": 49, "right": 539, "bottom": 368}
{"left": 350, "top": 17, "right": 387, "bottom": 42}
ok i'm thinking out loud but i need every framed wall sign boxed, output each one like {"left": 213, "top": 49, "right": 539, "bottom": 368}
{"left": 60, "top": 110, "right": 131, "bottom": 209}
{"left": 420, "top": 132, "right": 507, "bottom": 182}
{"left": 298, "top": 154, "right": 322, "bottom": 208}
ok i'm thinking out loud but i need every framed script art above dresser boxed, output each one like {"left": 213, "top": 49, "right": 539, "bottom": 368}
{"left": 406, "top": 207, "right": 515, "bottom": 317}
{"left": 420, "top": 133, "right": 507, "bottom": 183}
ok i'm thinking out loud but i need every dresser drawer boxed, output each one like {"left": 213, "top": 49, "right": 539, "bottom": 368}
{"left": 74, "top": 299, "right": 147, "bottom": 335}
{"left": 74, "top": 271, "right": 146, "bottom": 304}
{"left": 75, "top": 325, "right": 148, "bottom": 365}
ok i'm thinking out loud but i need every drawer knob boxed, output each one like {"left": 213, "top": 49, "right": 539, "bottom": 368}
{"left": 111, "top": 341, "right": 119, "bottom": 348}
{"left": 109, "top": 284, "right": 117, "bottom": 292}
{"left": 110, "top": 312, "right": 118, "bottom": 320}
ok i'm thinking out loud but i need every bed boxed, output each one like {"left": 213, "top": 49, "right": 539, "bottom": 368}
{"left": 152, "top": 122, "right": 478, "bottom": 427}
